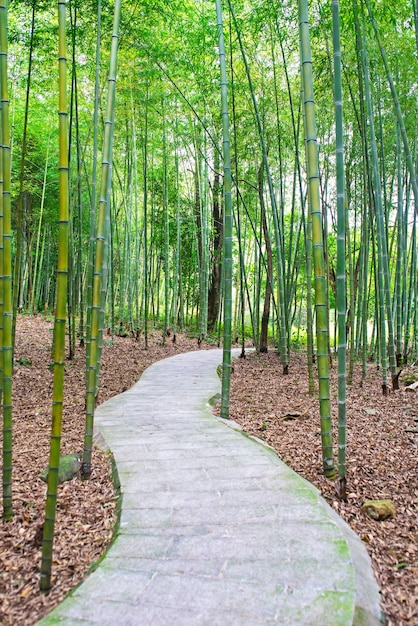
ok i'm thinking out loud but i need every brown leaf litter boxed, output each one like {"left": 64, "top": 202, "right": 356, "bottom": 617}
{"left": 0, "top": 315, "right": 206, "bottom": 626}
{"left": 227, "top": 349, "right": 417, "bottom": 626}
{"left": 1, "top": 321, "right": 417, "bottom": 625}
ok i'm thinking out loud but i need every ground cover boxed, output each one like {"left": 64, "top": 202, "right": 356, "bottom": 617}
{"left": 0, "top": 316, "right": 203, "bottom": 625}
{"left": 228, "top": 350, "right": 418, "bottom": 626}
{"left": 0, "top": 317, "right": 416, "bottom": 625}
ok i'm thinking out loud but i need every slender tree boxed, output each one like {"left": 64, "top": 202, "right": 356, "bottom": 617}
{"left": 228, "top": 0, "right": 289, "bottom": 373}
{"left": 298, "top": 0, "right": 335, "bottom": 478}
{"left": 12, "top": 0, "right": 36, "bottom": 346}
{"left": 215, "top": 0, "right": 233, "bottom": 420}
{"left": 0, "top": 0, "right": 13, "bottom": 521}
{"left": 83, "top": 0, "right": 122, "bottom": 479}
{"left": 40, "top": 0, "right": 70, "bottom": 590}
{"left": 332, "top": 0, "right": 347, "bottom": 498}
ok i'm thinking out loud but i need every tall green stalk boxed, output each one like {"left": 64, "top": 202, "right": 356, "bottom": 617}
{"left": 359, "top": 14, "right": 397, "bottom": 392}
{"left": 395, "top": 125, "right": 404, "bottom": 366}
{"left": 298, "top": 0, "right": 335, "bottom": 478}
{"left": 0, "top": 66, "right": 4, "bottom": 418}
{"left": 83, "top": 0, "right": 121, "bottom": 479}
{"left": 143, "top": 84, "right": 149, "bottom": 348}
{"left": 163, "top": 108, "right": 170, "bottom": 339}
{"left": 413, "top": 0, "right": 418, "bottom": 56}
{"left": 172, "top": 130, "right": 181, "bottom": 342}
{"left": 31, "top": 143, "right": 50, "bottom": 313}
{"left": 365, "top": 0, "right": 418, "bottom": 218}
{"left": 40, "top": 0, "right": 69, "bottom": 590}
{"left": 12, "top": 0, "right": 35, "bottom": 346}
{"left": 332, "top": 0, "right": 347, "bottom": 497}
{"left": 86, "top": 0, "right": 101, "bottom": 373}
{"left": 228, "top": 0, "right": 289, "bottom": 373}
{"left": 229, "top": 45, "right": 246, "bottom": 356}
{"left": 215, "top": 0, "right": 233, "bottom": 420}
{"left": 0, "top": 0, "right": 13, "bottom": 521}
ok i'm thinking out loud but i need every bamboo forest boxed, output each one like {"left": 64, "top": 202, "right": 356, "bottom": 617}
{"left": 0, "top": 0, "right": 417, "bottom": 624}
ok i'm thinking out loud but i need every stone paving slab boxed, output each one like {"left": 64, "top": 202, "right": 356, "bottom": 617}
{"left": 38, "top": 349, "right": 384, "bottom": 626}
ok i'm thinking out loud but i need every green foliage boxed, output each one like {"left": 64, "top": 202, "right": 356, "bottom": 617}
{"left": 14, "top": 357, "right": 32, "bottom": 366}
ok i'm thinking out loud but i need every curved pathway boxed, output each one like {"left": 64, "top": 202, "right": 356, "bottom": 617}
{"left": 39, "top": 349, "right": 383, "bottom": 626}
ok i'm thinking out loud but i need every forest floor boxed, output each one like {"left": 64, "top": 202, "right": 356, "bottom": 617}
{"left": 0, "top": 315, "right": 208, "bottom": 626}
{"left": 227, "top": 350, "right": 418, "bottom": 626}
{"left": 0, "top": 316, "right": 417, "bottom": 625}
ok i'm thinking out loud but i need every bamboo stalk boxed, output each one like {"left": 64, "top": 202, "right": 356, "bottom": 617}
{"left": 83, "top": 0, "right": 121, "bottom": 479}
{"left": 215, "top": 0, "right": 233, "bottom": 419}
{"left": 298, "top": 0, "right": 335, "bottom": 478}
{"left": 332, "top": 0, "right": 347, "bottom": 497}
{"left": 0, "top": 0, "right": 13, "bottom": 521}
{"left": 40, "top": 0, "right": 69, "bottom": 590}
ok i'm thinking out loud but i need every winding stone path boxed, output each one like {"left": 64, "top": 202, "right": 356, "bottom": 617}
{"left": 38, "top": 349, "right": 383, "bottom": 626}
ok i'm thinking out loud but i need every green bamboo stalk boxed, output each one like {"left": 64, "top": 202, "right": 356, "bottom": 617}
{"left": 172, "top": 136, "right": 181, "bottom": 342}
{"left": 298, "top": 0, "right": 335, "bottom": 478}
{"left": 365, "top": 0, "right": 418, "bottom": 219}
{"left": 163, "top": 109, "right": 170, "bottom": 340}
{"left": 413, "top": 0, "right": 418, "bottom": 56}
{"left": 215, "top": 0, "right": 233, "bottom": 420}
{"left": 97, "top": 161, "right": 113, "bottom": 362}
{"left": 202, "top": 138, "right": 210, "bottom": 337}
{"left": 228, "top": 0, "right": 289, "bottom": 373}
{"left": 360, "top": 15, "right": 397, "bottom": 393}
{"left": 74, "top": 62, "right": 84, "bottom": 345}
{"left": 67, "top": 5, "right": 76, "bottom": 361}
{"left": 346, "top": 202, "right": 356, "bottom": 385}
{"left": 143, "top": 85, "right": 149, "bottom": 348}
{"left": 207, "top": 142, "right": 223, "bottom": 334}
{"left": 86, "top": 0, "right": 101, "bottom": 374}
{"left": 295, "top": 85, "right": 315, "bottom": 392}
{"left": 229, "top": 35, "right": 246, "bottom": 356}
{"left": 259, "top": 164, "right": 273, "bottom": 353}
{"left": 195, "top": 132, "right": 208, "bottom": 343}
{"left": 39, "top": 0, "right": 69, "bottom": 589}
{"left": 353, "top": 5, "right": 371, "bottom": 380}
{"left": 0, "top": 0, "right": 13, "bottom": 521}
{"left": 0, "top": 79, "right": 4, "bottom": 414}
{"left": 403, "top": 205, "right": 416, "bottom": 361}
{"left": 302, "top": 182, "right": 315, "bottom": 394}
{"left": 332, "top": 0, "right": 347, "bottom": 497}
{"left": 12, "top": 0, "right": 35, "bottom": 345}
{"left": 83, "top": 0, "right": 121, "bottom": 480}
{"left": 31, "top": 142, "right": 50, "bottom": 313}
{"left": 395, "top": 124, "right": 404, "bottom": 366}
{"left": 130, "top": 90, "right": 141, "bottom": 334}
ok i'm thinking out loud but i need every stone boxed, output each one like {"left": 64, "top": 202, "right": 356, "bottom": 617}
{"left": 39, "top": 453, "right": 82, "bottom": 484}
{"left": 361, "top": 499, "right": 396, "bottom": 521}
{"left": 405, "top": 381, "right": 418, "bottom": 391}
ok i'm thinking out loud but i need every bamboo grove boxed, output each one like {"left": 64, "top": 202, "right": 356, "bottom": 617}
{"left": 0, "top": 0, "right": 417, "bottom": 587}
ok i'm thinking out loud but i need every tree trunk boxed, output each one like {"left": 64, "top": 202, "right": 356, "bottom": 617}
{"left": 207, "top": 148, "right": 223, "bottom": 332}
{"left": 258, "top": 164, "right": 272, "bottom": 353}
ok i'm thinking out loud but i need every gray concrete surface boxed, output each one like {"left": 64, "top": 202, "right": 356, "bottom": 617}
{"left": 38, "top": 349, "right": 384, "bottom": 626}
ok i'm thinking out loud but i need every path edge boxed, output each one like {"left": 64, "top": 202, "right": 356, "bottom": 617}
{"left": 213, "top": 406, "right": 385, "bottom": 626}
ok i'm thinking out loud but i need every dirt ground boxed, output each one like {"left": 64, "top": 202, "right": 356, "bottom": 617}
{"left": 0, "top": 315, "right": 205, "bottom": 626}
{"left": 0, "top": 317, "right": 417, "bottom": 625}
{"left": 227, "top": 349, "right": 417, "bottom": 626}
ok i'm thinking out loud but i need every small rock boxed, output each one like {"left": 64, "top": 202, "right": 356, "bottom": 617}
{"left": 361, "top": 499, "right": 396, "bottom": 521}
{"left": 282, "top": 411, "right": 301, "bottom": 421}
{"left": 364, "top": 408, "right": 377, "bottom": 415}
{"left": 39, "top": 453, "right": 82, "bottom": 484}
{"left": 405, "top": 381, "right": 418, "bottom": 392}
